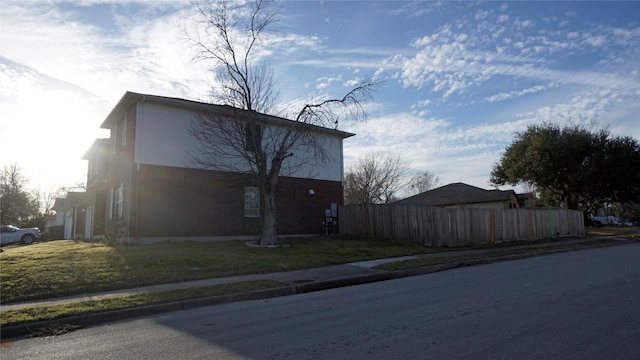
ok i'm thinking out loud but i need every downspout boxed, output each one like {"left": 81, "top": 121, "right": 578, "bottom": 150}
{"left": 73, "top": 205, "right": 77, "bottom": 239}
{"left": 339, "top": 137, "right": 345, "bottom": 204}
{"left": 134, "top": 163, "right": 140, "bottom": 242}
{"left": 133, "top": 97, "right": 145, "bottom": 242}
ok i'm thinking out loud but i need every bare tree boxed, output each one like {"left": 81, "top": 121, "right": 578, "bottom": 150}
{"left": 408, "top": 170, "right": 440, "bottom": 195}
{"left": 344, "top": 152, "right": 410, "bottom": 204}
{"left": 187, "top": 0, "right": 377, "bottom": 245}
{"left": 40, "top": 182, "right": 87, "bottom": 216}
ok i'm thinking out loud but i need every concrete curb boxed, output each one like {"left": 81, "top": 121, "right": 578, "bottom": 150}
{"left": 0, "top": 287, "right": 299, "bottom": 340}
{"left": 1, "top": 239, "right": 634, "bottom": 340}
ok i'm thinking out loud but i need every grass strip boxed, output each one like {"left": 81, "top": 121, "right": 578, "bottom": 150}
{"left": 374, "top": 239, "right": 618, "bottom": 271}
{"left": 1, "top": 233, "right": 632, "bottom": 304}
{"left": 585, "top": 227, "right": 640, "bottom": 239}
{"left": 0, "top": 237, "right": 434, "bottom": 303}
{"left": 0, "top": 279, "right": 285, "bottom": 327}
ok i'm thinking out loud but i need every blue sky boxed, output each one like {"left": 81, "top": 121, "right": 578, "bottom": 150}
{"left": 1, "top": 1, "right": 639, "bottom": 197}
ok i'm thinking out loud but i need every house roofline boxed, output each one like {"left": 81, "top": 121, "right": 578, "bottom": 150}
{"left": 100, "top": 91, "right": 356, "bottom": 139}
{"left": 82, "top": 138, "right": 110, "bottom": 160}
{"left": 395, "top": 182, "right": 521, "bottom": 206}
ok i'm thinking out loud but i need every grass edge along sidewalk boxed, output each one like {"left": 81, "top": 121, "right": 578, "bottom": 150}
{"left": 1, "top": 235, "right": 633, "bottom": 338}
{"left": 5, "top": 229, "right": 635, "bottom": 305}
{"left": 0, "top": 237, "right": 437, "bottom": 304}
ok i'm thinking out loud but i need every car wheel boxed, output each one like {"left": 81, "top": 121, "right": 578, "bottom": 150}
{"left": 593, "top": 220, "right": 602, "bottom": 228}
{"left": 21, "top": 234, "right": 35, "bottom": 245}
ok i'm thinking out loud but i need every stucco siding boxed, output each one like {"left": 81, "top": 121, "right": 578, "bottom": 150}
{"left": 134, "top": 101, "right": 345, "bottom": 182}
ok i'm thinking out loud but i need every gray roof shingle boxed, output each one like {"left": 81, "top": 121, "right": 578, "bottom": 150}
{"left": 395, "top": 182, "right": 516, "bottom": 207}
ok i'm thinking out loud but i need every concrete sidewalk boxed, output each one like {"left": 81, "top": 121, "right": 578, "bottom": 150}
{"left": 1, "top": 236, "right": 634, "bottom": 339}
{"left": 2, "top": 236, "right": 624, "bottom": 312}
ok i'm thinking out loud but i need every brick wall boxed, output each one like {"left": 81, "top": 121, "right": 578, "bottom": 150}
{"left": 276, "top": 176, "right": 342, "bottom": 234}
{"left": 132, "top": 165, "right": 342, "bottom": 238}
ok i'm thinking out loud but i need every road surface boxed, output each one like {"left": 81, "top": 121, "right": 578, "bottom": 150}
{"left": 2, "top": 243, "right": 639, "bottom": 359}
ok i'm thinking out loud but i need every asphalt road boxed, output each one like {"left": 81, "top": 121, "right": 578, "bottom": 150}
{"left": 2, "top": 243, "right": 639, "bottom": 360}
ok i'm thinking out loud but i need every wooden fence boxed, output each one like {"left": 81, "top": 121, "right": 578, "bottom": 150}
{"left": 339, "top": 204, "right": 585, "bottom": 247}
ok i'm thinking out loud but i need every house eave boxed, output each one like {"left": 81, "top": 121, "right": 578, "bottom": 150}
{"left": 100, "top": 91, "right": 356, "bottom": 139}
{"left": 82, "top": 138, "right": 110, "bottom": 159}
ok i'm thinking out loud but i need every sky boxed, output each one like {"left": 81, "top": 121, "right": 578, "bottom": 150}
{"left": 1, "top": 0, "right": 639, "bottom": 199}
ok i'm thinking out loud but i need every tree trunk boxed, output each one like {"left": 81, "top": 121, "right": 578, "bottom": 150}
{"left": 259, "top": 190, "right": 278, "bottom": 246}
{"left": 565, "top": 193, "right": 579, "bottom": 211}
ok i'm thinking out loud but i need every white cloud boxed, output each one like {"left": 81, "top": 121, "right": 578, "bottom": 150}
{"left": 485, "top": 84, "right": 551, "bottom": 103}
{"left": 585, "top": 35, "right": 606, "bottom": 47}
{"left": 343, "top": 77, "right": 363, "bottom": 88}
{"left": 342, "top": 112, "right": 535, "bottom": 190}
{"left": 316, "top": 75, "right": 342, "bottom": 89}
{"left": 1, "top": 2, "right": 214, "bottom": 102}
{"left": 378, "top": 13, "right": 639, "bottom": 105}
{"left": 475, "top": 9, "right": 491, "bottom": 20}
{"left": 519, "top": 19, "right": 534, "bottom": 29}
{"left": 512, "top": 89, "right": 638, "bottom": 134}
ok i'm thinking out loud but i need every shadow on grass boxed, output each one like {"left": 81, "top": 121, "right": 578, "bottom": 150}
{"left": 0, "top": 237, "right": 430, "bottom": 303}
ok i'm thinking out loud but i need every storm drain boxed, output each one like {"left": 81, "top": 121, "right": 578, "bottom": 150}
{"left": 292, "top": 279, "right": 314, "bottom": 284}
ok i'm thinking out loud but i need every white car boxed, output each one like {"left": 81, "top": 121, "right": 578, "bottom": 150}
{"left": 590, "top": 216, "right": 619, "bottom": 227}
{"left": 0, "top": 225, "right": 41, "bottom": 245}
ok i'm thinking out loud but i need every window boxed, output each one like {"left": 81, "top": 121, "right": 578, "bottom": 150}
{"left": 92, "top": 155, "right": 101, "bottom": 177}
{"left": 245, "top": 122, "right": 261, "bottom": 153}
{"left": 244, "top": 186, "right": 260, "bottom": 217}
{"left": 120, "top": 114, "right": 127, "bottom": 147}
{"left": 112, "top": 122, "right": 118, "bottom": 154}
{"left": 108, "top": 189, "right": 114, "bottom": 219}
{"left": 115, "top": 184, "right": 124, "bottom": 218}
{"left": 110, "top": 183, "right": 124, "bottom": 219}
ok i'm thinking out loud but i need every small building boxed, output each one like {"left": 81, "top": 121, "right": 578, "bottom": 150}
{"left": 43, "top": 198, "right": 66, "bottom": 234}
{"left": 50, "top": 193, "right": 86, "bottom": 239}
{"left": 395, "top": 182, "right": 536, "bottom": 209}
{"left": 82, "top": 92, "right": 353, "bottom": 244}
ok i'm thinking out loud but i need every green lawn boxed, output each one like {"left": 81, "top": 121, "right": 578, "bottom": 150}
{"left": 585, "top": 226, "right": 640, "bottom": 239}
{"left": 2, "top": 231, "right": 633, "bottom": 304}
{"left": 374, "top": 239, "right": 619, "bottom": 271}
{"left": 0, "top": 237, "right": 433, "bottom": 303}
{"left": 0, "top": 233, "right": 631, "bottom": 330}
{"left": 0, "top": 280, "right": 285, "bottom": 327}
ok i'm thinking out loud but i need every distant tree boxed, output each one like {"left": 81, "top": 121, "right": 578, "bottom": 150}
{"left": 490, "top": 122, "right": 640, "bottom": 211}
{"left": 186, "top": 0, "right": 378, "bottom": 245}
{"left": 613, "top": 202, "right": 640, "bottom": 223}
{"left": 0, "top": 164, "right": 41, "bottom": 226}
{"left": 408, "top": 170, "right": 440, "bottom": 195}
{"left": 40, "top": 182, "right": 87, "bottom": 218}
{"left": 344, "top": 152, "right": 410, "bottom": 204}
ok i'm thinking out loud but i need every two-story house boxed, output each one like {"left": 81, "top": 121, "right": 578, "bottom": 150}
{"left": 82, "top": 92, "right": 353, "bottom": 244}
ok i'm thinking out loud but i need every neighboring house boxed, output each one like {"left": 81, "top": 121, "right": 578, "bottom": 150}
{"left": 43, "top": 198, "right": 66, "bottom": 234}
{"left": 51, "top": 192, "right": 86, "bottom": 239}
{"left": 515, "top": 192, "right": 537, "bottom": 209}
{"left": 82, "top": 91, "right": 353, "bottom": 244}
{"left": 42, "top": 214, "right": 58, "bottom": 233}
{"left": 395, "top": 182, "right": 536, "bottom": 209}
